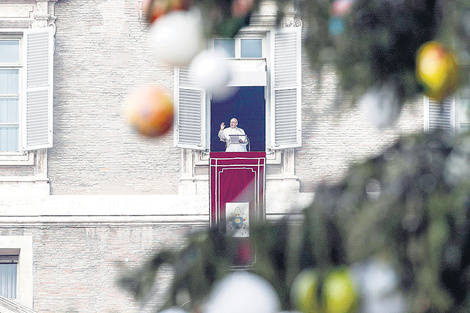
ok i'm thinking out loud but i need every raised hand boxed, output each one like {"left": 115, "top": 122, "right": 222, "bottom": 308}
{"left": 220, "top": 122, "right": 225, "bottom": 130}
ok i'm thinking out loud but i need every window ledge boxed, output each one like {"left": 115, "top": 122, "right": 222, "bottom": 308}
{"left": 0, "top": 152, "right": 34, "bottom": 166}
{"left": 194, "top": 150, "right": 281, "bottom": 165}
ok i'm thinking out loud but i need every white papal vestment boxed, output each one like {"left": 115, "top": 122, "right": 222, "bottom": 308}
{"left": 218, "top": 127, "right": 247, "bottom": 152}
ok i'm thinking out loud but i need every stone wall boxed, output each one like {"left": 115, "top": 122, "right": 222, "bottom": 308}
{"left": 296, "top": 63, "right": 424, "bottom": 192}
{"left": 50, "top": 0, "right": 180, "bottom": 195}
{"left": 0, "top": 223, "right": 206, "bottom": 313}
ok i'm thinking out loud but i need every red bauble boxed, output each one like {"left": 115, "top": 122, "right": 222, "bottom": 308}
{"left": 126, "top": 85, "right": 174, "bottom": 137}
{"left": 145, "top": 0, "right": 192, "bottom": 24}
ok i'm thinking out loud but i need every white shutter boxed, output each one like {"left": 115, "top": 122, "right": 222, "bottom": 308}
{"left": 174, "top": 67, "right": 206, "bottom": 149}
{"left": 424, "top": 96, "right": 455, "bottom": 132}
{"left": 23, "top": 27, "right": 53, "bottom": 150}
{"left": 270, "top": 27, "right": 301, "bottom": 149}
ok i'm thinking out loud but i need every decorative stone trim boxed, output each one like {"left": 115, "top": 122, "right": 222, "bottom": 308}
{"left": 0, "top": 296, "right": 36, "bottom": 313}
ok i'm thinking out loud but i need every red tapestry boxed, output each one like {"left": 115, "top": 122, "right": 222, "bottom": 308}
{"left": 210, "top": 152, "right": 266, "bottom": 232}
{"left": 210, "top": 152, "right": 266, "bottom": 266}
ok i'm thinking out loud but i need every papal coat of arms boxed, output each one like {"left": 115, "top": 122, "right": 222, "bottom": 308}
{"left": 226, "top": 202, "right": 249, "bottom": 237}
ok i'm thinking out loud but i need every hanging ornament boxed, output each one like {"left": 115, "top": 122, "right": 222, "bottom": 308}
{"left": 144, "top": 0, "right": 193, "bottom": 24}
{"left": 290, "top": 269, "right": 319, "bottom": 313}
{"left": 331, "top": 0, "right": 354, "bottom": 17}
{"left": 359, "top": 82, "right": 403, "bottom": 129}
{"left": 205, "top": 271, "right": 280, "bottom": 313}
{"left": 329, "top": 17, "right": 345, "bottom": 36}
{"left": 125, "top": 85, "right": 174, "bottom": 137}
{"left": 352, "top": 259, "right": 406, "bottom": 313}
{"left": 149, "top": 10, "right": 204, "bottom": 66}
{"left": 231, "top": 0, "right": 254, "bottom": 17}
{"left": 416, "top": 41, "right": 459, "bottom": 101}
{"left": 190, "top": 49, "right": 233, "bottom": 98}
{"left": 322, "top": 269, "right": 358, "bottom": 313}
{"left": 159, "top": 308, "right": 188, "bottom": 313}
{"left": 328, "top": 0, "right": 353, "bottom": 37}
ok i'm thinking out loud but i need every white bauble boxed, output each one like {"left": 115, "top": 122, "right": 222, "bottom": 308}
{"left": 159, "top": 308, "right": 187, "bottom": 313}
{"left": 359, "top": 83, "right": 402, "bottom": 129}
{"left": 352, "top": 259, "right": 406, "bottom": 313}
{"left": 205, "top": 272, "right": 280, "bottom": 313}
{"left": 190, "top": 49, "right": 232, "bottom": 96}
{"left": 149, "top": 10, "right": 204, "bottom": 66}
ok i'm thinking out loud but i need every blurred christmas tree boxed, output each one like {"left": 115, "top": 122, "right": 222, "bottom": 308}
{"left": 119, "top": 0, "right": 470, "bottom": 312}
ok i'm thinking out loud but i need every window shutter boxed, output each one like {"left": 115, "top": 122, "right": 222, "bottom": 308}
{"left": 174, "top": 67, "right": 206, "bottom": 149}
{"left": 424, "top": 96, "right": 455, "bottom": 132}
{"left": 23, "top": 27, "right": 53, "bottom": 150}
{"left": 270, "top": 27, "right": 301, "bottom": 149}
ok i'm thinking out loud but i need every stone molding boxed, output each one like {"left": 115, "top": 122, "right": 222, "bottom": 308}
{"left": 0, "top": 297, "right": 36, "bottom": 313}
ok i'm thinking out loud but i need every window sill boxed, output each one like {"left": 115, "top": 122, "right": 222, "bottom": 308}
{"left": 0, "top": 151, "right": 34, "bottom": 166}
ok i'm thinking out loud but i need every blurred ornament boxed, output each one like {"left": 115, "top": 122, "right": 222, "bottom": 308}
{"left": 331, "top": 0, "right": 354, "bottom": 17}
{"left": 205, "top": 271, "right": 280, "bottom": 313}
{"left": 190, "top": 49, "right": 232, "bottom": 98}
{"left": 231, "top": 0, "right": 254, "bottom": 17}
{"left": 351, "top": 260, "right": 406, "bottom": 313}
{"left": 290, "top": 269, "right": 319, "bottom": 313}
{"left": 144, "top": 0, "right": 192, "bottom": 24}
{"left": 329, "top": 17, "right": 345, "bottom": 36}
{"left": 125, "top": 85, "right": 174, "bottom": 137}
{"left": 149, "top": 10, "right": 204, "bottom": 66}
{"left": 416, "top": 41, "right": 459, "bottom": 101}
{"left": 323, "top": 269, "right": 358, "bottom": 313}
{"left": 159, "top": 308, "right": 188, "bottom": 313}
{"left": 359, "top": 82, "right": 403, "bottom": 129}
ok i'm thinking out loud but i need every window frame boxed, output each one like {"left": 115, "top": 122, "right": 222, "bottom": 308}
{"left": 0, "top": 33, "right": 25, "bottom": 157}
{"left": 0, "top": 236, "right": 33, "bottom": 309}
{"left": 423, "top": 93, "right": 470, "bottom": 133}
{"left": 212, "top": 36, "right": 266, "bottom": 60}
{"left": 455, "top": 89, "right": 470, "bottom": 132}
{"left": 0, "top": 251, "right": 19, "bottom": 299}
{"left": 174, "top": 27, "right": 302, "bottom": 152}
{"left": 0, "top": 27, "right": 54, "bottom": 165}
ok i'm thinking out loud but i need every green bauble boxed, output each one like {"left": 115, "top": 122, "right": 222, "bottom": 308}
{"left": 290, "top": 269, "right": 319, "bottom": 313}
{"left": 323, "top": 269, "right": 358, "bottom": 313}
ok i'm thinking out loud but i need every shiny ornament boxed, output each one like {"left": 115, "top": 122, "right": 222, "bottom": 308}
{"left": 323, "top": 269, "right": 358, "bottom": 313}
{"left": 159, "top": 308, "right": 188, "bottom": 313}
{"left": 144, "top": 0, "right": 192, "bottom": 24}
{"left": 359, "top": 82, "right": 403, "bottom": 129}
{"left": 352, "top": 260, "right": 406, "bottom": 313}
{"left": 126, "top": 85, "right": 174, "bottom": 137}
{"left": 231, "top": 0, "right": 254, "bottom": 17}
{"left": 190, "top": 49, "right": 232, "bottom": 97}
{"left": 331, "top": 0, "right": 354, "bottom": 17}
{"left": 329, "top": 17, "right": 345, "bottom": 36}
{"left": 149, "top": 10, "right": 204, "bottom": 66}
{"left": 416, "top": 41, "right": 459, "bottom": 101}
{"left": 205, "top": 272, "right": 280, "bottom": 313}
{"left": 290, "top": 269, "right": 319, "bottom": 313}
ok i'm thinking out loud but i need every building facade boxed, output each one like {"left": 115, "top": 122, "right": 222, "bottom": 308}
{"left": 0, "top": 0, "right": 441, "bottom": 312}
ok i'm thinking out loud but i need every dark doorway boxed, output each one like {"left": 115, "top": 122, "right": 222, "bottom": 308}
{"left": 210, "top": 87, "right": 265, "bottom": 152}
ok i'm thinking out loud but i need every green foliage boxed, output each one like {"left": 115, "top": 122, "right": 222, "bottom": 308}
{"left": 293, "top": 0, "right": 470, "bottom": 105}
{"left": 120, "top": 1, "right": 470, "bottom": 312}
{"left": 120, "top": 131, "right": 470, "bottom": 313}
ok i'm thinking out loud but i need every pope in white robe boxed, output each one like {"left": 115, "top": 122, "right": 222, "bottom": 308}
{"left": 218, "top": 118, "right": 248, "bottom": 152}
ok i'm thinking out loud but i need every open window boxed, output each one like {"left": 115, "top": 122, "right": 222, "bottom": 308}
{"left": 0, "top": 27, "right": 53, "bottom": 156}
{"left": 0, "top": 252, "right": 18, "bottom": 299}
{"left": 0, "top": 236, "right": 33, "bottom": 310}
{"left": 174, "top": 27, "right": 302, "bottom": 152}
{"left": 269, "top": 27, "right": 301, "bottom": 149}
{"left": 174, "top": 67, "right": 206, "bottom": 150}
{"left": 424, "top": 96, "right": 455, "bottom": 132}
